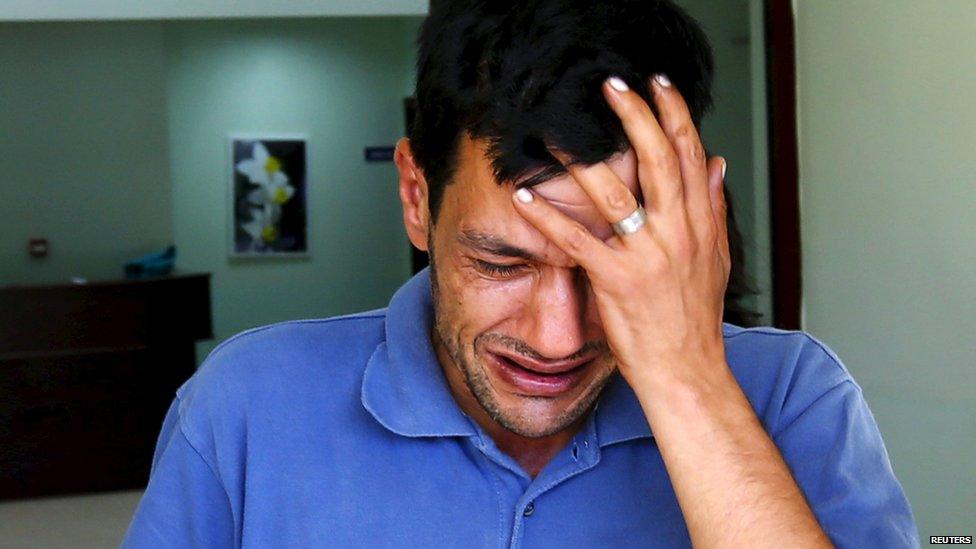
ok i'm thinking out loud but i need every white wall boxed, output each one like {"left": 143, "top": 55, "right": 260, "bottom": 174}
{"left": 0, "top": 0, "right": 426, "bottom": 21}
{"left": 796, "top": 0, "right": 976, "bottom": 536}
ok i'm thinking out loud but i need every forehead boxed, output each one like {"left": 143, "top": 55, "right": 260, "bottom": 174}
{"left": 444, "top": 135, "right": 640, "bottom": 262}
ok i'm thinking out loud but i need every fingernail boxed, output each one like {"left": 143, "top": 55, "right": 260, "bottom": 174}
{"left": 722, "top": 160, "right": 728, "bottom": 179}
{"left": 607, "top": 76, "right": 629, "bottom": 92}
{"left": 654, "top": 73, "right": 672, "bottom": 88}
{"left": 515, "top": 188, "right": 534, "bottom": 203}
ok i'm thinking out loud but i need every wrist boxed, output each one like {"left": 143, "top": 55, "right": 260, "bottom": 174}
{"left": 628, "top": 356, "right": 743, "bottom": 416}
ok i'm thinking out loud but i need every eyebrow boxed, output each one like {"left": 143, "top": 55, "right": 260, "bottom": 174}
{"left": 458, "top": 230, "right": 539, "bottom": 261}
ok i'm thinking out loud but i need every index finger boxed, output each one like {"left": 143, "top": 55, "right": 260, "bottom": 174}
{"left": 510, "top": 187, "right": 617, "bottom": 278}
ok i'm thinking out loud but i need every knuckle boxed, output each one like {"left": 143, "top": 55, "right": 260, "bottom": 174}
{"left": 689, "top": 141, "right": 706, "bottom": 164}
{"left": 563, "top": 223, "right": 591, "bottom": 254}
{"left": 653, "top": 149, "right": 680, "bottom": 175}
{"left": 674, "top": 124, "right": 705, "bottom": 163}
{"left": 674, "top": 123, "right": 696, "bottom": 140}
{"left": 606, "top": 185, "right": 634, "bottom": 213}
{"left": 626, "top": 98, "right": 653, "bottom": 119}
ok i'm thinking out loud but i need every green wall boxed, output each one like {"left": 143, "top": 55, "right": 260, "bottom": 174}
{"left": 165, "top": 18, "right": 422, "bottom": 360}
{"left": 796, "top": 0, "right": 976, "bottom": 537}
{"left": 0, "top": 17, "right": 422, "bottom": 362}
{"left": 0, "top": 21, "right": 172, "bottom": 284}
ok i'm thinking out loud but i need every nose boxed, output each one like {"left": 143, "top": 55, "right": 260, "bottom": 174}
{"left": 519, "top": 267, "right": 589, "bottom": 361}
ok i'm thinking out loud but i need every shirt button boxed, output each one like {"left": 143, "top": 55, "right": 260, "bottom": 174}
{"left": 523, "top": 501, "right": 535, "bottom": 517}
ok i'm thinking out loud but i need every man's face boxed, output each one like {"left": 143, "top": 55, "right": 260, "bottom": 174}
{"left": 427, "top": 135, "right": 641, "bottom": 438}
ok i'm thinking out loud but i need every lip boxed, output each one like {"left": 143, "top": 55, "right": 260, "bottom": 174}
{"left": 489, "top": 348, "right": 595, "bottom": 374}
{"left": 486, "top": 351, "right": 594, "bottom": 397}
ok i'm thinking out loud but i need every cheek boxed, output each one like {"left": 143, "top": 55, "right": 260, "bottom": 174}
{"left": 445, "top": 271, "right": 533, "bottom": 330}
{"left": 586, "top": 289, "right": 603, "bottom": 325}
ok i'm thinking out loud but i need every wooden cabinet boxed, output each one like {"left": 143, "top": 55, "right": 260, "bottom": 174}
{"left": 0, "top": 274, "right": 212, "bottom": 500}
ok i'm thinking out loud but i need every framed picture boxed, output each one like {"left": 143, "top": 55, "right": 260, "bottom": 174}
{"left": 229, "top": 136, "right": 309, "bottom": 257}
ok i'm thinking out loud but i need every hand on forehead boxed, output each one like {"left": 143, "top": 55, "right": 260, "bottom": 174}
{"left": 530, "top": 147, "right": 640, "bottom": 241}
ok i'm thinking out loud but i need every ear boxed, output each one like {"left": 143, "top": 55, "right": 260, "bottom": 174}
{"left": 394, "top": 137, "right": 431, "bottom": 251}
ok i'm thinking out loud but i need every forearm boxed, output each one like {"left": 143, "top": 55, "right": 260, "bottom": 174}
{"left": 633, "top": 360, "right": 832, "bottom": 548}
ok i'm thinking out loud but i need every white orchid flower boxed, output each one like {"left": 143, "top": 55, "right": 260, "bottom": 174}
{"left": 240, "top": 204, "right": 282, "bottom": 245}
{"left": 236, "top": 142, "right": 289, "bottom": 188}
{"left": 247, "top": 177, "right": 296, "bottom": 207}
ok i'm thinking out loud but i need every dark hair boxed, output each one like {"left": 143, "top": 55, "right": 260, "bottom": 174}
{"left": 412, "top": 0, "right": 762, "bottom": 326}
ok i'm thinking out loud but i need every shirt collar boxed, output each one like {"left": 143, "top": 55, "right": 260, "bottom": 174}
{"left": 593, "top": 371, "right": 653, "bottom": 446}
{"left": 361, "top": 266, "right": 477, "bottom": 438}
{"left": 361, "top": 266, "right": 654, "bottom": 444}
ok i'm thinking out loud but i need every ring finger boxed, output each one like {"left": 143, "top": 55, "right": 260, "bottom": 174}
{"left": 547, "top": 148, "right": 649, "bottom": 247}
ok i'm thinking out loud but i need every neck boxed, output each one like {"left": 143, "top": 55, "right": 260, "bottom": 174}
{"left": 431, "top": 329, "right": 584, "bottom": 477}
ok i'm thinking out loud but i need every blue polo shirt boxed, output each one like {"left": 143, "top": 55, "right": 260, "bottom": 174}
{"left": 123, "top": 267, "right": 918, "bottom": 548}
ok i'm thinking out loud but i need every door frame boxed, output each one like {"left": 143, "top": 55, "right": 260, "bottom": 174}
{"left": 765, "top": 0, "right": 803, "bottom": 329}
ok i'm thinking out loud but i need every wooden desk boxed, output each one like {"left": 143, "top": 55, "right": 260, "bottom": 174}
{"left": 0, "top": 273, "right": 212, "bottom": 500}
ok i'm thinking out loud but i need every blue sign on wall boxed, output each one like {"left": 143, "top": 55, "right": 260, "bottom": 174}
{"left": 364, "top": 146, "right": 395, "bottom": 162}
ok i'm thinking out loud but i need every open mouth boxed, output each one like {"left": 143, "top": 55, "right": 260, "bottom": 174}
{"left": 487, "top": 351, "right": 593, "bottom": 396}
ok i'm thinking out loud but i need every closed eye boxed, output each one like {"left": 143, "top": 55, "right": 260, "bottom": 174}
{"left": 473, "top": 260, "right": 525, "bottom": 277}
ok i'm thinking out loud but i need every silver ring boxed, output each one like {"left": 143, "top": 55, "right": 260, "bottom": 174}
{"left": 612, "top": 206, "right": 647, "bottom": 236}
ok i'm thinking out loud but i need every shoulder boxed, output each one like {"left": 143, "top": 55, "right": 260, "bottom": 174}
{"left": 724, "top": 325, "right": 919, "bottom": 545}
{"left": 173, "top": 308, "right": 389, "bottom": 456}
{"left": 186, "top": 307, "right": 388, "bottom": 397}
{"left": 721, "top": 323, "right": 860, "bottom": 434}
{"left": 195, "top": 308, "right": 388, "bottom": 381}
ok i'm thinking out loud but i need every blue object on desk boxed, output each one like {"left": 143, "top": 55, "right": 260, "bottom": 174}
{"left": 125, "top": 246, "right": 176, "bottom": 279}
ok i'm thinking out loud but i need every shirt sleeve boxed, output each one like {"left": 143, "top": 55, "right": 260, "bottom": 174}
{"left": 772, "top": 348, "right": 920, "bottom": 548}
{"left": 121, "top": 396, "right": 236, "bottom": 549}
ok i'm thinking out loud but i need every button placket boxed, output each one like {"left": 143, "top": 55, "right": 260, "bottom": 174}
{"left": 510, "top": 418, "right": 601, "bottom": 547}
